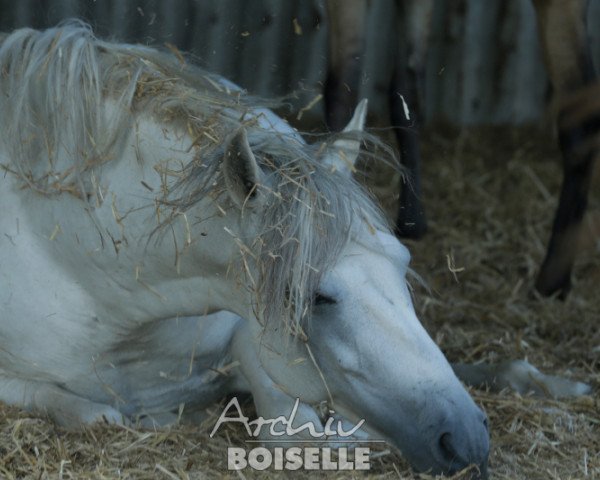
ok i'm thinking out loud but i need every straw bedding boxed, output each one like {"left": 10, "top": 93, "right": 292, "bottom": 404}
{"left": 0, "top": 125, "right": 597, "bottom": 479}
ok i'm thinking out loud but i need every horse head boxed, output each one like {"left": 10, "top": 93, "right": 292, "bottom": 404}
{"left": 220, "top": 101, "right": 489, "bottom": 477}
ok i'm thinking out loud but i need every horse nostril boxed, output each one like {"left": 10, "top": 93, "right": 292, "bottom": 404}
{"left": 439, "top": 432, "right": 458, "bottom": 461}
{"left": 439, "top": 429, "right": 489, "bottom": 479}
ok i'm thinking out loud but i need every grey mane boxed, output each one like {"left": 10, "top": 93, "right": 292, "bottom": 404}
{"left": 0, "top": 21, "right": 394, "bottom": 332}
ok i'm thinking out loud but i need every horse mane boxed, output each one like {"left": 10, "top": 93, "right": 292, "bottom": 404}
{"left": 0, "top": 21, "right": 394, "bottom": 332}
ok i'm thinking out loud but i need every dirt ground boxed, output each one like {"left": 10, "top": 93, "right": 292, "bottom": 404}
{"left": 0, "top": 126, "right": 597, "bottom": 479}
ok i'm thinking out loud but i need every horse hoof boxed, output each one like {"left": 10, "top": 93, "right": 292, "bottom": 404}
{"left": 534, "top": 272, "right": 571, "bottom": 299}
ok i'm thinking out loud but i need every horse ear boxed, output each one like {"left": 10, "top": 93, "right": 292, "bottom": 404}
{"left": 223, "top": 129, "right": 266, "bottom": 208}
{"left": 324, "top": 99, "right": 368, "bottom": 176}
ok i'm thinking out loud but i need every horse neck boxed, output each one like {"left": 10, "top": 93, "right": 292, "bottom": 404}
{"left": 46, "top": 107, "right": 254, "bottom": 324}
{"left": 118, "top": 112, "right": 258, "bottom": 317}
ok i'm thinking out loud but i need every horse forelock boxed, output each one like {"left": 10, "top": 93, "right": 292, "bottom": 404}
{"left": 243, "top": 137, "right": 391, "bottom": 334}
{"left": 0, "top": 21, "right": 394, "bottom": 333}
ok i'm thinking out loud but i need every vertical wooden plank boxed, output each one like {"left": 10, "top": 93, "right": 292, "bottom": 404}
{"left": 260, "top": 0, "right": 297, "bottom": 95}
{"left": 424, "top": 0, "right": 449, "bottom": 122}
{"left": 85, "top": 0, "right": 115, "bottom": 38}
{"left": 287, "top": 0, "right": 328, "bottom": 114}
{"left": 11, "top": 0, "right": 44, "bottom": 29}
{"left": 507, "top": 0, "right": 547, "bottom": 123}
{"left": 361, "top": 0, "right": 396, "bottom": 119}
{"left": 157, "top": 0, "right": 194, "bottom": 48}
{"left": 207, "top": 0, "right": 246, "bottom": 81}
{"left": 437, "top": 0, "right": 468, "bottom": 123}
{"left": 46, "top": 0, "right": 80, "bottom": 25}
{"left": 588, "top": 0, "right": 600, "bottom": 71}
{"left": 187, "top": 0, "right": 220, "bottom": 66}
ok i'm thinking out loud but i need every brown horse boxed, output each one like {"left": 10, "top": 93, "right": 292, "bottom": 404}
{"left": 324, "top": 0, "right": 598, "bottom": 298}
{"left": 325, "top": 0, "right": 432, "bottom": 240}
{"left": 531, "top": 0, "right": 599, "bottom": 296}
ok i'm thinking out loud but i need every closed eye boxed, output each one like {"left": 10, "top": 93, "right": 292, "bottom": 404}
{"left": 314, "top": 293, "right": 337, "bottom": 306}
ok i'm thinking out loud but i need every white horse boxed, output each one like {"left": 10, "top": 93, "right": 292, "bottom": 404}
{"left": 0, "top": 23, "right": 491, "bottom": 476}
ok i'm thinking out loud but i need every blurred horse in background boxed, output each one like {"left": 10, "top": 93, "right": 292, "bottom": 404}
{"left": 324, "top": 0, "right": 595, "bottom": 398}
{"left": 324, "top": 0, "right": 599, "bottom": 298}
{"left": 325, "top": 0, "right": 432, "bottom": 240}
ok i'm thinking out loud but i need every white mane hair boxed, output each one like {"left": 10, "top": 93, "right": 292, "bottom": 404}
{"left": 0, "top": 21, "right": 395, "bottom": 331}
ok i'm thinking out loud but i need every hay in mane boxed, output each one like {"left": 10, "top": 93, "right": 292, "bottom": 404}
{"left": 0, "top": 21, "right": 394, "bottom": 332}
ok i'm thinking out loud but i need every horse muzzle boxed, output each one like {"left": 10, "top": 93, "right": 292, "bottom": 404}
{"left": 405, "top": 401, "right": 490, "bottom": 478}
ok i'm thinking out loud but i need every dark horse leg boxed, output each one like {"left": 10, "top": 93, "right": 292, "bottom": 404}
{"left": 390, "top": 0, "right": 432, "bottom": 238}
{"left": 324, "top": 0, "right": 431, "bottom": 238}
{"left": 532, "top": 0, "right": 598, "bottom": 296}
